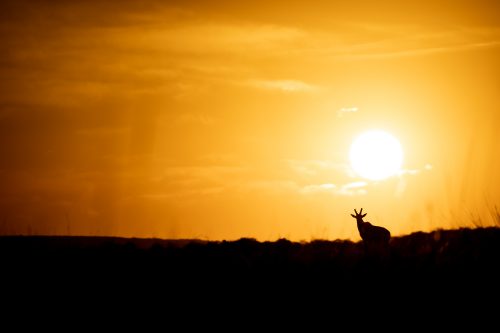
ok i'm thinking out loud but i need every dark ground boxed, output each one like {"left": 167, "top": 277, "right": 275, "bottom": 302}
{"left": 1, "top": 227, "right": 499, "bottom": 319}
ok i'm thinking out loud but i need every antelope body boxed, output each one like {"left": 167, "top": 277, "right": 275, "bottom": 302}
{"left": 351, "top": 208, "right": 390, "bottom": 256}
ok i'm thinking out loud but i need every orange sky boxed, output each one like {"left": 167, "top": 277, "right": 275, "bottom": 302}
{"left": 0, "top": 0, "right": 499, "bottom": 241}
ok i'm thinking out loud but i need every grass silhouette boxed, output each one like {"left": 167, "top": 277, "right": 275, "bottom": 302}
{"left": 2, "top": 227, "right": 499, "bottom": 291}
{"left": 2, "top": 226, "right": 500, "bottom": 317}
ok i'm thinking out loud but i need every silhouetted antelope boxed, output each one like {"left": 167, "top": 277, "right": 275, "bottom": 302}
{"left": 351, "top": 208, "right": 390, "bottom": 257}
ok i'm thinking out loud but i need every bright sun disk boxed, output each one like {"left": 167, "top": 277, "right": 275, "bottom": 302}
{"left": 349, "top": 130, "right": 403, "bottom": 181}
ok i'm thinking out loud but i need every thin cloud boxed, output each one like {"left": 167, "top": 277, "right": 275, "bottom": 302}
{"left": 239, "top": 179, "right": 368, "bottom": 196}
{"left": 342, "top": 181, "right": 367, "bottom": 189}
{"left": 336, "top": 181, "right": 368, "bottom": 196}
{"left": 157, "top": 24, "right": 305, "bottom": 53}
{"left": 300, "top": 183, "right": 337, "bottom": 194}
{"left": 0, "top": 7, "right": 308, "bottom": 105}
{"left": 397, "top": 163, "right": 433, "bottom": 176}
{"left": 337, "top": 107, "right": 358, "bottom": 118}
{"left": 345, "top": 41, "right": 500, "bottom": 60}
{"left": 249, "top": 79, "right": 318, "bottom": 92}
{"left": 287, "top": 24, "right": 500, "bottom": 60}
{"left": 299, "top": 181, "right": 367, "bottom": 196}
{"left": 140, "top": 186, "right": 226, "bottom": 201}
{"left": 134, "top": 164, "right": 250, "bottom": 201}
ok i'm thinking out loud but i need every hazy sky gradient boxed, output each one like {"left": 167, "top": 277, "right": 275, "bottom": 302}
{"left": 1, "top": 0, "right": 499, "bottom": 240}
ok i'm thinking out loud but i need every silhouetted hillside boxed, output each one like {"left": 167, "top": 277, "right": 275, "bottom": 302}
{"left": 2, "top": 227, "right": 500, "bottom": 307}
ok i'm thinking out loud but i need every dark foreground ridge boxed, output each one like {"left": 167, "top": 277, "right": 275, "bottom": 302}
{"left": 2, "top": 227, "right": 500, "bottom": 308}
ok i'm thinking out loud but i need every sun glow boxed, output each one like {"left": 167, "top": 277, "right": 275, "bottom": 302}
{"left": 349, "top": 130, "right": 403, "bottom": 181}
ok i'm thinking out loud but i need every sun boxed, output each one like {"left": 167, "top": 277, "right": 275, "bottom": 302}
{"left": 349, "top": 130, "right": 403, "bottom": 181}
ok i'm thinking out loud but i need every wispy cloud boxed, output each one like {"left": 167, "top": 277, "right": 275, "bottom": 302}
{"left": 131, "top": 164, "right": 249, "bottom": 201}
{"left": 344, "top": 41, "right": 500, "bottom": 60}
{"left": 299, "top": 181, "right": 367, "bottom": 196}
{"left": 397, "top": 163, "right": 433, "bottom": 176}
{"left": 342, "top": 181, "right": 367, "bottom": 189}
{"left": 336, "top": 181, "right": 368, "bottom": 196}
{"left": 158, "top": 24, "right": 305, "bottom": 53}
{"left": 139, "top": 186, "right": 226, "bottom": 201}
{"left": 249, "top": 79, "right": 318, "bottom": 92}
{"left": 288, "top": 24, "right": 500, "bottom": 60}
{"left": 337, "top": 107, "right": 358, "bottom": 118}
{"left": 300, "top": 183, "right": 337, "bottom": 194}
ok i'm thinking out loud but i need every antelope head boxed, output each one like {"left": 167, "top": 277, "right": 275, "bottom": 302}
{"left": 351, "top": 208, "right": 367, "bottom": 223}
